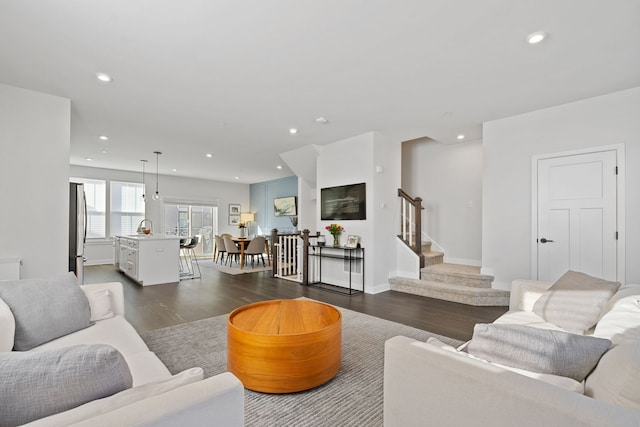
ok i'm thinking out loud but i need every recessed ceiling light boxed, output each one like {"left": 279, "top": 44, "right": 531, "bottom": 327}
{"left": 276, "top": 165, "right": 283, "bottom": 170}
{"left": 206, "top": 153, "right": 213, "bottom": 158}
{"left": 85, "top": 157, "right": 93, "bottom": 161}
{"left": 289, "top": 128, "right": 298, "bottom": 134}
{"left": 457, "top": 134, "right": 465, "bottom": 140}
{"left": 172, "top": 168, "right": 177, "bottom": 172}
{"left": 99, "top": 135, "right": 109, "bottom": 141}
{"left": 95, "top": 73, "right": 113, "bottom": 83}
{"left": 101, "top": 150, "right": 108, "bottom": 154}
{"left": 526, "top": 31, "right": 547, "bottom": 44}
{"left": 315, "top": 117, "right": 329, "bottom": 124}
{"left": 234, "top": 176, "right": 240, "bottom": 180}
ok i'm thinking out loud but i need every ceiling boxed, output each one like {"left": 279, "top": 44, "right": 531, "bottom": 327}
{"left": 1, "top": 1, "right": 639, "bottom": 184}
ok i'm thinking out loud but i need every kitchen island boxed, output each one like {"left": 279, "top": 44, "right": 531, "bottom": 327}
{"left": 115, "top": 235, "right": 181, "bottom": 286}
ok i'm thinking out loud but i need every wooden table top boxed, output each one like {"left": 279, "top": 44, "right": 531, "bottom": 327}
{"left": 228, "top": 299, "right": 341, "bottom": 336}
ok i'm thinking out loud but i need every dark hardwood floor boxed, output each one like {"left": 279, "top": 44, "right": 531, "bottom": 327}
{"left": 86, "top": 261, "right": 508, "bottom": 342}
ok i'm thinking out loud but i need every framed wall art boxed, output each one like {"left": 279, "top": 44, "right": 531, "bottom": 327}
{"left": 273, "top": 196, "right": 297, "bottom": 216}
{"left": 229, "top": 214, "right": 240, "bottom": 226}
{"left": 321, "top": 183, "right": 366, "bottom": 220}
{"left": 229, "top": 204, "right": 241, "bottom": 215}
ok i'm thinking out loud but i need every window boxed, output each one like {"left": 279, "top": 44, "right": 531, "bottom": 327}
{"left": 110, "top": 181, "right": 145, "bottom": 236}
{"left": 71, "top": 178, "right": 106, "bottom": 239}
{"left": 70, "top": 177, "right": 145, "bottom": 239}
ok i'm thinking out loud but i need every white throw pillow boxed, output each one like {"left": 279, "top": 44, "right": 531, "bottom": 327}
{"left": 594, "top": 285, "right": 640, "bottom": 345}
{"left": 0, "top": 298, "right": 15, "bottom": 352}
{"left": 84, "top": 288, "right": 114, "bottom": 322}
{"left": 585, "top": 341, "right": 640, "bottom": 412}
{"left": 24, "top": 367, "right": 204, "bottom": 427}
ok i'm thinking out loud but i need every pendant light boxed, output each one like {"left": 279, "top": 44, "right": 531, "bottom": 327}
{"left": 152, "top": 151, "right": 162, "bottom": 201}
{"left": 140, "top": 159, "right": 148, "bottom": 201}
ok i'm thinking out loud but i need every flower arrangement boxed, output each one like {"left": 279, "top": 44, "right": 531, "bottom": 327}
{"left": 238, "top": 222, "right": 246, "bottom": 228}
{"left": 325, "top": 223, "right": 344, "bottom": 247}
{"left": 325, "top": 224, "right": 344, "bottom": 235}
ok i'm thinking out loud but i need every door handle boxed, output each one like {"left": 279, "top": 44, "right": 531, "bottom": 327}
{"left": 539, "top": 238, "right": 554, "bottom": 243}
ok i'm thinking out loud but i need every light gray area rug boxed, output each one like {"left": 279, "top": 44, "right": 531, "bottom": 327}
{"left": 140, "top": 302, "right": 462, "bottom": 426}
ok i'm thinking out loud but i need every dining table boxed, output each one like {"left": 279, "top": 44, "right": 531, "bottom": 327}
{"left": 231, "top": 236, "right": 271, "bottom": 270}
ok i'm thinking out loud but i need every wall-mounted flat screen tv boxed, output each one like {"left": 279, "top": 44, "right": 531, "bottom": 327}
{"left": 321, "top": 183, "right": 366, "bottom": 220}
{"left": 274, "top": 196, "right": 297, "bottom": 216}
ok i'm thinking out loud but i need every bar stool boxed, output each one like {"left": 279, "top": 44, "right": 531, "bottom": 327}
{"left": 184, "top": 236, "right": 201, "bottom": 279}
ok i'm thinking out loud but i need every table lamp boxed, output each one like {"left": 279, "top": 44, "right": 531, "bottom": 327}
{"left": 240, "top": 213, "right": 255, "bottom": 235}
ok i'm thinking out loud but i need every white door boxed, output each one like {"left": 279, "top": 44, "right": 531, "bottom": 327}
{"left": 537, "top": 150, "right": 617, "bottom": 282}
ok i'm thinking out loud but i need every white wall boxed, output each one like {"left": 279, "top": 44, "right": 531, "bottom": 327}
{"left": 402, "top": 139, "right": 483, "bottom": 265}
{"left": 316, "top": 131, "right": 401, "bottom": 293}
{"left": 483, "top": 87, "right": 640, "bottom": 290}
{"left": 0, "top": 84, "right": 70, "bottom": 279}
{"left": 70, "top": 165, "right": 250, "bottom": 263}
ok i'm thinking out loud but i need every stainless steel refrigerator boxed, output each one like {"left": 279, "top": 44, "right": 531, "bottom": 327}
{"left": 69, "top": 183, "right": 87, "bottom": 284}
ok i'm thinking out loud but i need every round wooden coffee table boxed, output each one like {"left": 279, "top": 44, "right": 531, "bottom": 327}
{"left": 227, "top": 299, "right": 342, "bottom": 393}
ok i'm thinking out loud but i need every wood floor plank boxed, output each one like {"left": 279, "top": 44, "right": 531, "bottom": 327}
{"left": 85, "top": 263, "right": 508, "bottom": 341}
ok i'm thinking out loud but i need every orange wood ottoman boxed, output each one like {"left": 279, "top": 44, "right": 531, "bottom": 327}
{"left": 227, "top": 299, "right": 342, "bottom": 393}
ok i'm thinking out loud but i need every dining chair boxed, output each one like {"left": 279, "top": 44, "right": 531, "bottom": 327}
{"left": 243, "top": 236, "right": 266, "bottom": 268}
{"left": 223, "top": 236, "right": 241, "bottom": 266}
{"left": 214, "top": 235, "right": 227, "bottom": 264}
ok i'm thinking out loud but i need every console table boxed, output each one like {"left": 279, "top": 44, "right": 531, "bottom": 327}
{"left": 308, "top": 245, "right": 364, "bottom": 295}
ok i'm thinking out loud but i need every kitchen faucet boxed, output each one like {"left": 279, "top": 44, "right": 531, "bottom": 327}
{"left": 136, "top": 219, "right": 153, "bottom": 234}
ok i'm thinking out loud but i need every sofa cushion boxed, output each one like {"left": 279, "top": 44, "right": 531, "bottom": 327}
{"left": 466, "top": 324, "right": 611, "bottom": 381}
{"left": 426, "top": 338, "right": 584, "bottom": 393}
{"left": 23, "top": 367, "right": 203, "bottom": 427}
{"left": 532, "top": 270, "right": 621, "bottom": 334}
{"left": 493, "top": 310, "right": 567, "bottom": 331}
{"left": 0, "top": 344, "right": 132, "bottom": 426}
{"left": 585, "top": 340, "right": 640, "bottom": 412}
{"left": 0, "top": 273, "right": 92, "bottom": 350}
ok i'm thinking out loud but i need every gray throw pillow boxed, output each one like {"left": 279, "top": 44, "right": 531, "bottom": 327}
{"left": 0, "top": 344, "right": 132, "bottom": 426}
{"left": 0, "top": 272, "right": 92, "bottom": 350}
{"left": 466, "top": 323, "right": 611, "bottom": 381}
{"left": 532, "top": 270, "right": 621, "bottom": 334}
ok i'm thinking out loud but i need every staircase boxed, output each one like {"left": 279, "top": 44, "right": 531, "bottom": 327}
{"left": 390, "top": 242, "right": 510, "bottom": 306}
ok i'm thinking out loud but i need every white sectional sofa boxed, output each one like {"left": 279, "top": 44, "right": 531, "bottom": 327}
{"left": 0, "top": 277, "right": 244, "bottom": 426}
{"left": 384, "top": 275, "right": 640, "bottom": 427}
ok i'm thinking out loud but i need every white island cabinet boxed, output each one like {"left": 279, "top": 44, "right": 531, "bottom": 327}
{"left": 116, "top": 235, "right": 181, "bottom": 286}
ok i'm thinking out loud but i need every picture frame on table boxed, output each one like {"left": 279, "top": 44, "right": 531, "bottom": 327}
{"left": 229, "top": 215, "right": 240, "bottom": 226}
{"left": 345, "top": 235, "right": 361, "bottom": 248}
{"left": 229, "top": 204, "right": 241, "bottom": 215}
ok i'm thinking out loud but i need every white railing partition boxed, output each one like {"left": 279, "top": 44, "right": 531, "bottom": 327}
{"left": 274, "top": 233, "right": 302, "bottom": 282}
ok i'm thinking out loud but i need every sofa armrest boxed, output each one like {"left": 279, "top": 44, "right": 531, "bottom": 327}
{"left": 384, "top": 336, "right": 639, "bottom": 427}
{"left": 69, "top": 372, "right": 244, "bottom": 427}
{"left": 81, "top": 282, "right": 125, "bottom": 317}
{"left": 509, "top": 279, "right": 553, "bottom": 311}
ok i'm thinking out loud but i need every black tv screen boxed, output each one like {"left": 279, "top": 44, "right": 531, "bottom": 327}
{"left": 321, "top": 183, "right": 366, "bottom": 220}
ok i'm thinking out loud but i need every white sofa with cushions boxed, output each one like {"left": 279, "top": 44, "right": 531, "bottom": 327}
{"left": 384, "top": 271, "right": 640, "bottom": 427}
{"left": 0, "top": 274, "right": 244, "bottom": 427}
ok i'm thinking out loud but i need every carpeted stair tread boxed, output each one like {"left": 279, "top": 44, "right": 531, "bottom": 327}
{"left": 421, "top": 263, "right": 494, "bottom": 288}
{"left": 389, "top": 277, "right": 509, "bottom": 306}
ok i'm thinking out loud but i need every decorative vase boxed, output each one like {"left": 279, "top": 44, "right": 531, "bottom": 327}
{"left": 239, "top": 228, "right": 246, "bottom": 238}
{"left": 332, "top": 234, "right": 340, "bottom": 247}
